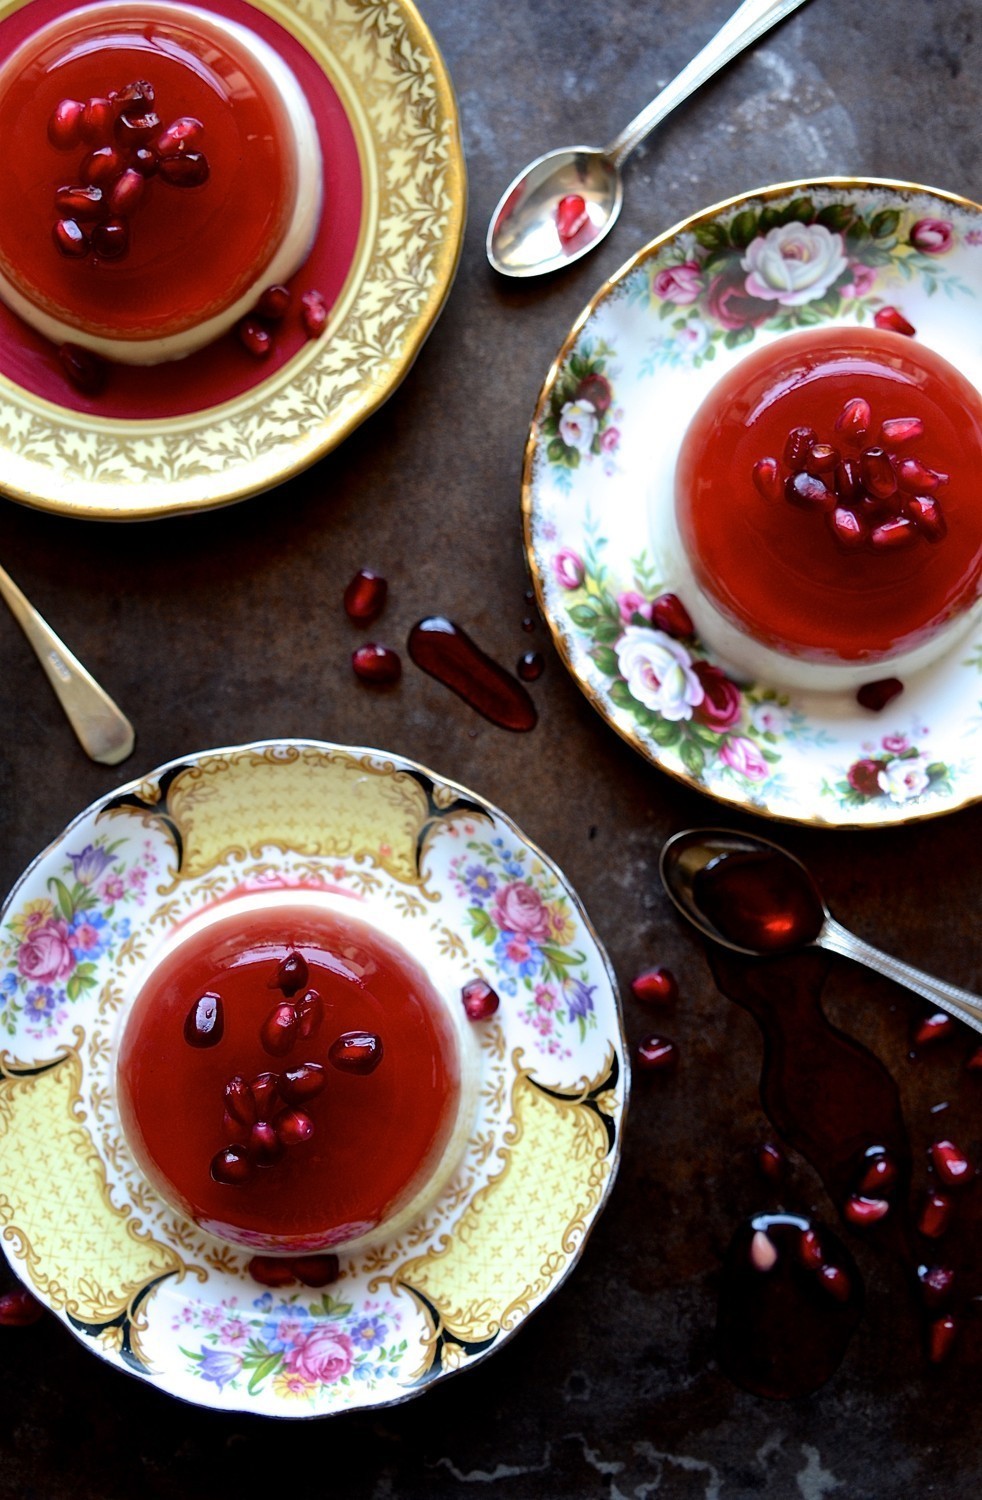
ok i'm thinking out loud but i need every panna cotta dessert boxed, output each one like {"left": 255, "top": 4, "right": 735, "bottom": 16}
{"left": 671, "top": 327, "right": 982, "bottom": 692}
{"left": 0, "top": 1, "right": 322, "bottom": 364}
{"left": 116, "top": 892, "right": 479, "bottom": 1253}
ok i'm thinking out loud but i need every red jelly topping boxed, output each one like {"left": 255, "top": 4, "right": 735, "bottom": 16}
{"left": 0, "top": 3, "right": 297, "bottom": 341}
{"left": 675, "top": 328, "right": 982, "bottom": 663}
{"left": 117, "top": 902, "right": 461, "bottom": 1249}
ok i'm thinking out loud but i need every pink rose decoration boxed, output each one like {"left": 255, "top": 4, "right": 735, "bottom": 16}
{"left": 552, "top": 549, "right": 585, "bottom": 589}
{"left": 720, "top": 736, "right": 769, "bottom": 781}
{"left": 494, "top": 881, "right": 551, "bottom": 941}
{"left": 847, "top": 758, "right": 885, "bottom": 797}
{"left": 843, "top": 261, "right": 876, "bottom": 297}
{"left": 691, "top": 662, "right": 742, "bottom": 732}
{"left": 576, "top": 372, "right": 612, "bottom": 413}
{"left": 284, "top": 1327, "right": 354, "bottom": 1385}
{"left": 652, "top": 261, "right": 703, "bottom": 304}
{"left": 18, "top": 919, "right": 74, "bottom": 983}
{"left": 600, "top": 426, "right": 620, "bottom": 453}
{"left": 910, "top": 218, "right": 953, "bottom": 255}
{"left": 706, "top": 269, "right": 772, "bottom": 331}
{"left": 617, "top": 590, "right": 652, "bottom": 624}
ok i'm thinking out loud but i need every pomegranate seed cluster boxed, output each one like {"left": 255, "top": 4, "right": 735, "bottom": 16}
{"left": 48, "top": 79, "right": 209, "bottom": 263}
{"left": 752, "top": 397, "right": 950, "bottom": 553}
{"left": 180, "top": 948, "right": 383, "bottom": 1188}
{"left": 236, "top": 284, "right": 329, "bottom": 360}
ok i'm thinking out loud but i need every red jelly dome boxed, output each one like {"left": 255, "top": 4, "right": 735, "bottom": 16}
{"left": 674, "top": 327, "right": 982, "bottom": 676}
{"left": 116, "top": 898, "right": 472, "bottom": 1252}
{"left": 0, "top": 1, "right": 321, "bottom": 362}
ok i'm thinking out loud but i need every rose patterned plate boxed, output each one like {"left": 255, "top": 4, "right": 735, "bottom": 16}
{"left": 0, "top": 0, "right": 464, "bottom": 520}
{"left": 523, "top": 178, "right": 982, "bottom": 828}
{"left": 0, "top": 741, "right": 625, "bottom": 1416}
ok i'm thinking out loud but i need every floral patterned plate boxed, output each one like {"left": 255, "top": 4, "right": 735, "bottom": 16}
{"left": 0, "top": 741, "right": 625, "bottom": 1415}
{"left": 523, "top": 178, "right": 982, "bottom": 827}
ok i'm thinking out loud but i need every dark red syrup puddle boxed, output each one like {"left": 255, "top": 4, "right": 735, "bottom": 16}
{"left": 408, "top": 617, "right": 537, "bottom": 731}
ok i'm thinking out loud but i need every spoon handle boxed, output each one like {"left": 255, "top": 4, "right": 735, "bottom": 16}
{"left": 604, "top": 0, "right": 812, "bottom": 168}
{"left": 0, "top": 562, "right": 135, "bottom": 766}
{"left": 819, "top": 916, "right": 982, "bottom": 1038}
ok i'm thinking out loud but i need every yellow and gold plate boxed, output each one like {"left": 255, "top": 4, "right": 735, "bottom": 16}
{"left": 0, "top": 740, "right": 626, "bottom": 1415}
{"left": 0, "top": 0, "right": 465, "bottom": 520}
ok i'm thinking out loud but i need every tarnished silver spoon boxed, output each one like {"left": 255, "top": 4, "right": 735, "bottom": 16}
{"left": 486, "top": 0, "right": 813, "bottom": 278}
{"left": 659, "top": 827, "right": 982, "bottom": 1037}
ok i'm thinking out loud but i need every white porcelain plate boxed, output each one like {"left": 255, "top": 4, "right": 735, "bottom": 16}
{"left": 522, "top": 178, "right": 982, "bottom": 827}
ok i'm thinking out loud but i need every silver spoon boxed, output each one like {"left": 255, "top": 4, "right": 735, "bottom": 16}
{"left": 487, "top": 0, "right": 813, "bottom": 279}
{"left": 660, "top": 827, "right": 982, "bottom": 1038}
{"left": 0, "top": 561, "right": 135, "bottom": 765}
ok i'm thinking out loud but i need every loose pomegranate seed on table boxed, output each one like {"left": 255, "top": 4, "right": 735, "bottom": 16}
{"left": 798, "top": 1228, "right": 825, "bottom": 1270}
{"left": 930, "top": 1139, "right": 974, "bottom": 1188}
{"left": 630, "top": 966, "right": 679, "bottom": 1005}
{"left": 352, "top": 643, "right": 402, "bottom": 684}
{"left": 917, "top": 1189, "right": 953, "bottom": 1238}
{"left": 817, "top": 1263, "right": 851, "bottom": 1302}
{"left": 857, "top": 1149, "right": 898, "bottom": 1196}
{"left": 343, "top": 568, "right": 388, "bottom": 623}
{"left": 756, "top": 1140, "right": 786, "bottom": 1182}
{"left": 0, "top": 1287, "right": 45, "bottom": 1326}
{"left": 917, "top": 1263, "right": 955, "bottom": 1308}
{"left": 914, "top": 1012, "right": 955, "bottom": 1046}
{"left": 516, "top": 650, "right": 544, "bottom": 682}
{"left": 635, "top": 1035, "right": 678, "bottom": 1072}
{"left": 927, "top": 1314, "right": 958, "bottom": 1363}
{"left": 844, "top": 1194, "right": 890, "bottom": 1226}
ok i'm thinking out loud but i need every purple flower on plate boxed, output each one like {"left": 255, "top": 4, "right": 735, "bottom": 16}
{"left": 197, "top": 1348, "right": 243, "bottom": 1388}
{"left": 566, "top": 978, "right": 595, "bottom": 1020}
{"left": 68, "top": 844, "right": 113, "bottom": 885}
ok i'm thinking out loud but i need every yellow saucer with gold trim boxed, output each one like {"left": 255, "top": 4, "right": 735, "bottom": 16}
{"left": 0, "top": 740, "right": 626, "bottom": 1415}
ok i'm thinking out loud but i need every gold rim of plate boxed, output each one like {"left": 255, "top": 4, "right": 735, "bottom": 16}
{"left": 0, "top": 0, "right": 466, "bottom": 521}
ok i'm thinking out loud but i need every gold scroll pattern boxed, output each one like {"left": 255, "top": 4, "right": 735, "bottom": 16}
{"left": 0, "top": 1052, "right": 187, "bottom": 1368}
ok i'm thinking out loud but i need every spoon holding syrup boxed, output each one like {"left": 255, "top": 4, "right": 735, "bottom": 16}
{"left": 486, "top": 0, "right": 813, "bottom": 278}
{"left": 659, "top": 828, "right": 982, "bottom": 1037}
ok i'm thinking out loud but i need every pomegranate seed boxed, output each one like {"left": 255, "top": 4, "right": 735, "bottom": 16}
{"left": 783, "top": 424, "right": 817, "bottom": 468}
{"left": 79, "top": 144, "right": 124, "bottom": 186}
{"left": 636, "top": 1035, "right": 678, "bottom": 1072}
{"left": 750, "top": 1229, "right": 778, "bottom": 1272}
{"left": 237, "top": 318, "right": 272, "bottom": 358}
{"left": 352, "top": 643, "right": 401, "bottom": 684}
{"left": 829, "top": 506, "right": 867, "bottom": 549}
{"left": 271, "top": 952, "right": 308, "bottom": 996}
{"left": 91, "top": 218, "right": 129, "bottom": 260}
{"left": 870, "top": 516, "right": 915, "bottom": 550}
{"left": 280, "top": 1062, "right": 327, "bottom": 1103}
{"left": 844, "top": 1194, "right": 890, "bottom": 1226}
{"left": 880, "top": 415, "right": 924, "bottom": 445}
{"left": 786, "top": 471, "right": 834, "bottom": 511}
{"left": 917, "top": 1263, "right": 955, "bottom": 1308}
{"left": 905, "top": 494, "right": 947, "bottom": 541}
{"left": 52, "top": 219, "right": 89, "bottom": 258}
{"left": 114, "top": 79, "right": 155, "bottom": 113}
{"left": 131, "top": 146, "right": 159, "bottom": 177}
{"left": 818, "top": 1263, "right": 851, "bottom": 1302}
{"left": 300, "top": 288, "right": 329, "bottom": 336}
{"left": 461, "top": 978, "right": 499, "bottom": 1020}
{"left": 343, "top": 568, "right": 388, "bottom": 623}
{"left": 211, "top": 1145, "right": 252, "bottom": 1185}
{"left": 48, "top": 97, "right": 85, "bottom": 150}
{"left": 630, "top": 966, "right": 678, "bottom": 1005}
{"left": 859, "top": 446, "right": 897, "bottom": 500}
{"left": 108, "top": 168, "right": 146, "bottom": 217}
{"left": 918, "top": 1190, "right": 953, "bottom": 1238}
{"left": 260, "top": 1001, "right": 300, "bottom": 1057}
{"left": 650, "top": 593, "right": 694, "bottom": 638}
{"left": 115, "top": 109, "right": 162, "bottom": 148}
{"left": 806, "top": 441, "right": 839, "bottom": 475}
{"left": 224, "top": 1075, "right": 257, "bottom": 1128}
{"left": 833, "top": 458, "right": 860, "bottom": 503}
{"left": 915, "top": 1012, "right": 955, "bottom": 1046}
{"left": 858, "top": 1149, "right": 898, "bottom": 1196}
{"left": 275, "top": 1108, "right": 315, "bottom": 1146}
{"left": 556, "top": 193, "right": 589, "bottom": 242}
{"left": 835, "top": 397, "right": 872, "bottom": 439}
{"left": 158, "top": 150, "right": 209, "bottom": 186}
{"left": 966, "top": 1046, "right": 982, "bottom": 1072}
{"left": 82, "top": 96, "right": 115, "bottom": 143}
{"left": 293, "top": 1254, "right": 340, "bottom": 1287}
{"left": 248, "top": 1256, "right": 296, "bottom": 1288}
{"left": 927, "top": 1314, "right": 957, "bottom": 1363}
{"left": 58, "top": 342, "right": 108, "bottom": 395}
{"left": 0, "top": 1287, "right": 45, "bottom": 1326}
{"left": 756, "top": 1140, "right": 786, "bottom": 1181}
{"left": 256, "top": 284, "right": 291, "bottom": 321}
{"left": 328, "top": 1030, "right": 384, "bottom": 1075}
{"left": 54, "top": 184, "right": 103, "bottom": 220}
{"left": 517, "top": 650, "right": 544, "bottom": 681}
{"left": 752, "top": 456, "right": 783, "bottom": 503}
{"left": 856, "top": 677, "right": 903, "bottom": 712}
{"left": 250, "top": 1071, "right": 281, "bottom": 1113}
{"left": 896, "top": 456, "right": 944, "bottom": 493}
{"left": 874, "top": 305, "right": 916, "bottom": 337}
{"left": 296, "top": 988, "right": 323, "bottom": 1039}
{"left": 931, "top": 1139, "right": 973, "bottom": 1189}
{"left": 155, "top": 115, "right": 204, "bottom": 157}
{"left": 250, "top": 1119, "right": 284, "bottom": 1165}
{"left": 798, "top": 1228, "right": 825, "bottom": 1271}
{"left": 183, "top": 991, "right": 224, "bottom": 1047}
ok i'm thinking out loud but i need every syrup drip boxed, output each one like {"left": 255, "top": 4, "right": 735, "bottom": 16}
{"left": 407, "top": 617, "right": 537, "bottom": 731}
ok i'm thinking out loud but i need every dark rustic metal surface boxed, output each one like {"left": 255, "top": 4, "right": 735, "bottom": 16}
{"left": 2, "top": 0, "right": 982, "bottom": 1494}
